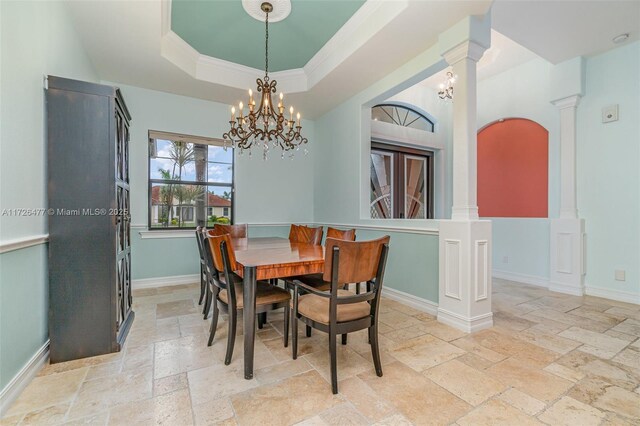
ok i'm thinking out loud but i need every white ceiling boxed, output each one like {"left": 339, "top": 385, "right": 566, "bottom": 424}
{"left": 66, "top": 0, "right": 639, "bottom": 119}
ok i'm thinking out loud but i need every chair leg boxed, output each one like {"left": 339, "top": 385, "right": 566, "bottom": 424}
{"left": 224, "top": 310, "right": 237, "bottom": 365}
{"left": 202, "top": 285, "right": 211, "bottom": 319}
{"left": 369, "top": 325, "right": 383, "bottom": 377}
{"left": 207, "top": 301, "right": 219, "bottom": 346}
{"left": 292, "top": 310, "right": 298, "bottom": 359}
{"left": 257, "top": 313, "right": 264, "bottom": 330}
{"left": 198, "top": 266, "right": 205, "bottom": 305}
{"left": 283, "top": 305, "right": 290, "bottom": 348}
{"left": 306, "top": 325, "right": 312, "bottom": 337}
{"left": 329, "top": 331, "right": 338, "bottom": 394}
{"left": 341, "top": 334, "right": 347, "bottom": 345}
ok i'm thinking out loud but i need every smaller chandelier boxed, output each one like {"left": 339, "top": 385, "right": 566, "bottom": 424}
{"left": 223, "top": 2, "right": 308, "bottom": 160}
{"left": 438, "top": 71, "right": 456, "bottom": 100}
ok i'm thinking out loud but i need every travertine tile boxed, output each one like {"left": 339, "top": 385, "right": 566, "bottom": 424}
{"left": 544, "top": 362, "right": 585, "bottom": 382}
{"left": 188, "top": 363, "right": 259, "bottom": 405}
{"left": 450, "top": 337, "right": 508, "bottom": 363}
{"left": 6, "top": 368, "right": 88, "bottom": 416}
{"left": 387, "top": 334, "right": 465, "bottom": 372}
{"left": 611, "top": 319, "right": 640, "bottom": 337}
{"left": 559, "top": 327, "right": 629, "bottom": 354}
{"left": 255, "top": 358, "right": 313, "bottom": 385}
{"left": 338, "top": 376, "right": 396, "bottom": 422}
{"left": 456, "top": 399, "right": 543, "bottom": 426}
{"left": 359, "top": 362, "right": 471, "bottom": 424}
{"left": 154, "top": 334, "right": 220, "bottom": 378}
{"left": 516, "top": 328, "right": 582, "bottom": 354}
{"left": 593, "top": 385, "right": 640, "bottom": 420}
{"left": 153, "top": 373, "right": 188, "bottom": 397}
{"left": 85, "top": 362, "right": 122, "bottom": 381}
{"left": 62, "top": 411, "right": 109, "bottom": 425}
{"left": 456, "top": 352, "right": 496, "bottom": 370}
{"left": 231, "top": 370, "right": 343, "bottom": 425}
{"left": 492, "top": 311, "right": 538, "bottom": 331}
{"left": 580, "top": 359, "right": 640, "bottom": 391}
{"left": 371, "top": 413, "right": 413, "bottom": 426}
{"left": 498, "top": 388, "right": 546, "bottom": 416}
{"left": 19, "top": 403, "right": 69, "bottom": 425}
{"left": 304, "top": 345, "right": 371, "bottom": 383}
{"left": 538, "top": 396, "right": 606, "bottom": 426}
{"left": 67, "top": 369, "right": 152, "bottom": 420}
{"left": 318, "top": 403, "right": 369, "bottom": 426}
{"left": 192, "top": 397, "right": 235, "bottom": 425}
{"left": 423, "top": 359, "right": 507, "bottom": 406}
{"left": 156, "top": 299, "right": 198, "bottom": 319}
{"left": 108, "top": 388, "right": 193, "bottom": 425}
{"left": 486, "top": 358, "right": 573, "bottom": 402}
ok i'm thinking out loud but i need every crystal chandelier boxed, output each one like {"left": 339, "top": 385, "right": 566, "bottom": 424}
{"left": 223, "top": 2, "right": 308, "bottom": 160}
{"left": 438, "top": 71, "right": 456, "bottom": 100}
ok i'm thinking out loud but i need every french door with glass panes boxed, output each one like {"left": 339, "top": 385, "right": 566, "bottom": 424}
{"left": 370, "top": 142, "right": 433, "bottom": 219}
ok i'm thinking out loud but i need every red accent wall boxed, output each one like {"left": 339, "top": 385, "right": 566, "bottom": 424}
{"left": 478, "top": 118, "right": 548, "bottom": 218}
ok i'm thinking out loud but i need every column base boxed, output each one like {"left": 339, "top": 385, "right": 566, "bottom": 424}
{"left": 549, "top": 218, "right": 585, "bottom": 296}
{"left": 437, "top": 307, "right": 493, "bottom": 333}
{"left": 438, "top": 220, "right": 493, "bottom": 333}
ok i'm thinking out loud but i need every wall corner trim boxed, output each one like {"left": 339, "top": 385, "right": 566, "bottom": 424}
{"left": 381, "top": 287, "right": 438, "bottom": 316}
{"left": 0, "top": 340, "right": 50, "bottom": 415}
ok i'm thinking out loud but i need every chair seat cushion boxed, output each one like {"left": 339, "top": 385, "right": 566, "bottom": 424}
{"left": 296, "top": 289, "right": 370, "bottom": 324}
{"left": 290, "top": 273, "right": 330, "bottom": 291}
{"left": 219, "top": 282, "right": 290, "bottom": 309}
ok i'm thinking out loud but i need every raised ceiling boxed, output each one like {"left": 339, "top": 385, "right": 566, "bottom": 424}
{"left": 171, "top": 0, "right": 366, "bottom": 72}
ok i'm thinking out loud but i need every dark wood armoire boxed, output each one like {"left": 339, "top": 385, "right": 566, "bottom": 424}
{"left": 47, "top": 76, "right": 134, "bottom": 363}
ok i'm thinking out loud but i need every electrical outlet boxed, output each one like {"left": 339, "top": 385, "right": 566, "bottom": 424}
{"left": 502, "top": 256, "right": 509, "bottom": 264}
{"left": 615, "top": 270, "right": 626, "bottom": 281}
{"left": 602, "top": 105, "right": 619, "bottom": 123}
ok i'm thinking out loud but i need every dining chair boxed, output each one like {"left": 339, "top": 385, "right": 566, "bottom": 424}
{"left": 291, "top": 235, "right": 390, "bottom": 394}
{"left": 285, "top": 227, "right": 357, "bottom": 338}
{"left": 213, "top": 223, "right": 248, "bottom": 238}
{"left": 288, "top": 224, "right": 323, "bottom": 245}
{"left": 194, "top": 226, "right": 208, "bottom": 315}
{"left": 204, "top": 233, "right": 291, "bottom": 364}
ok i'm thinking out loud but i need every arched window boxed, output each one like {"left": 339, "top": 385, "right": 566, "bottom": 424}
{"left": 371, "top": 104, "right": 434, "bottom": 132}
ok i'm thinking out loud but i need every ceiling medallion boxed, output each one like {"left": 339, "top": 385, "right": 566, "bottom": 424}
{"left": 224, "top": 1, "right": 307, "bottom": 160}
{"left": 438, "top": 71, "right": 456, "bottom": 100}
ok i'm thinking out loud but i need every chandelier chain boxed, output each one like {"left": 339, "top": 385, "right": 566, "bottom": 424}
{"left": 264, "top": 10, "right": 269, "bottom": 76}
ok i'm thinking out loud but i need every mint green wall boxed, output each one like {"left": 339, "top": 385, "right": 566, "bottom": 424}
{"left": 476, "top": 58, "right": 559, "bottom": 278}
{"left": 0, "top": 246, "right": 48, "bottom": 390}
{"left": 0, "top": 1, "right": 98, "bottom": 391}
{"left": 132, "top": 225, "right": 291, "bottom": 280}
{"left": 312, "top": 44, "right": 445, "bottom": 302}
{"left": 110, "top": 83, "right": 315, "bottom": 280}
{"left": 578, "top": 41, "right": 640, "bottom": 295}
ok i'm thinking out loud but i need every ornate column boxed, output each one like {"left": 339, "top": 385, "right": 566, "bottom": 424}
{"left": 437, "top": 18, "right": 493, "bottom": 333}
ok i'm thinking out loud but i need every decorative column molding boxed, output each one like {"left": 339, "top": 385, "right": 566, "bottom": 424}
{"left": 550, "top": 94, "right": 585, "bottom": 296}
{"left": 437, "top": 32, "right": 493, "bottom": 333}
{"left": 443, "top": 41, "right": 486, "bottom": 221}
{"left": 552, "top": 94, "right": 581, "bottom": 219}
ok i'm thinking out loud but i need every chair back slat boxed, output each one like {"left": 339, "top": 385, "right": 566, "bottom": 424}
{"left": 289, "top": 224, "right": 323, "bottom": 245}
{"left": 214, "top": 223, "right": 248, "bottom": 238}
{"left": 323, "top": 236, "right": 390, "bottom": 284}
{"left": 326, "top": 227, "right": 356, "bottom": 241}
{"left": 207, "top": 233, "right": 238, "bottom": 273}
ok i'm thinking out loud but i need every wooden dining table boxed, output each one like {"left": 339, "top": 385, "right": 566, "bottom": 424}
{"left": 231, "top": 237, "right": 325, "bottom": 379}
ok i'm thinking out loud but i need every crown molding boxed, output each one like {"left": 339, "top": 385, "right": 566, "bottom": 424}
{"left": 160, "top": 0, "right": 408, "bottom": 93}
{"left": 551, "top": 94, "right": 581, "bottom": 109}
{"left": 442, "top": 40, "right": 487, "bottom": 65}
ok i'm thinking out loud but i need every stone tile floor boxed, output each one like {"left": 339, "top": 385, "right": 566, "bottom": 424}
{"left": 2, "top": 279, "right": 640, "bottom": 425}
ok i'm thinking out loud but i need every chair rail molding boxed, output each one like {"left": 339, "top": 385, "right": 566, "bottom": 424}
{"left": 0, "top": 234, "right": 49, "bottom": 254}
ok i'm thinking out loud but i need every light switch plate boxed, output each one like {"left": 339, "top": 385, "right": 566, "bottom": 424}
{"left": 615, "top": 269, "right": 626, "bottom": 281}
{"left": 602, "top": 105, "right": 619, "bottom": 123}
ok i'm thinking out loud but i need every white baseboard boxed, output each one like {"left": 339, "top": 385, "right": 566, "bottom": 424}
{"left": 585, "top": 284, "right": 640, "bottom": 305}
{"left": 132, "top": 274, "right": 199, "bottom": 290}
{"left": 492, "top": 269, "right": 549, "bottom": 288}
{"left": 0, "top": 340, "right": 49, "bottom": 416}
{"left": 382, "top": 287, "right": 438, "bottom": 316}
{"left": 549, "top": 281, "right": 584, "bottom": 296}
{"left": 437, "top": 308, "right": 493, "bottom": 333}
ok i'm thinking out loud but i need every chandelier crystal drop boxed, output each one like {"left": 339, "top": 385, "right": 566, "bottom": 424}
{"left": 223, "top": 2, "right": 308, "bottom": 160}
{"left": 438, "top": 71, "right": 456, "bottom": 100}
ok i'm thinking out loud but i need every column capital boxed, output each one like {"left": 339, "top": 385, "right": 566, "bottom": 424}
{"left": 552, "top": 94, "right": 581, "bottom": 110}
{"left": 442, "top": 40, "right": 487, "bottom": 66}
